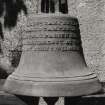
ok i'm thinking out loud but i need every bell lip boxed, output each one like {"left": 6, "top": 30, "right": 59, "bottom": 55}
{"left": 3, "top": 76, "right": 102, "bottom": 97}
{"left": 8, "top": 72, "right": 97, "bottom": 82}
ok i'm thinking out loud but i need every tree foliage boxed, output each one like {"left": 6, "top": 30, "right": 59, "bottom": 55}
{"left": 0, "top": 0, "right": 27, "bottom": 39}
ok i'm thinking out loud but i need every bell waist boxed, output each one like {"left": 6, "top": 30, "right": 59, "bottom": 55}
{"left": 22, "top": 15, "right": 81, "bottom": 52}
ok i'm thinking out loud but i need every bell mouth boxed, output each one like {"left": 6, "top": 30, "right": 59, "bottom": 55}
{"left": 4, "top": 73, "right": 101, "bottom": 97}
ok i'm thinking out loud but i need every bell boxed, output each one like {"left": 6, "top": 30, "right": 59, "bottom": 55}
{"left": 4, "top": 0, "right": 101, "bottom": 97}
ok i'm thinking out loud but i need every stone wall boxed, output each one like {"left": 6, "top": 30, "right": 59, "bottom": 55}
{"left": 68, "top": 0, "right": 105, "bottom": 81}
{"left": 76, "top": 0, "right": 105, "bottom": 81}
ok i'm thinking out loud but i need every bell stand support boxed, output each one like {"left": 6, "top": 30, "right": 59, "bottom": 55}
{"left": 16, "top": 95, "right": 40, "bottom": 105}
{"left": 43, "top": 97, "right": 59, "bottom": 105}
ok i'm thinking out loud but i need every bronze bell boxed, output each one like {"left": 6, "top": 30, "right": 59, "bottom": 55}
{"left": 4, "top": 0, "right": 101, "bottom": 97}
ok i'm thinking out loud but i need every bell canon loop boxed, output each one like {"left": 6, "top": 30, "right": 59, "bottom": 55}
{"left": 3, "top": 0, "right": 101, "bottom": 97}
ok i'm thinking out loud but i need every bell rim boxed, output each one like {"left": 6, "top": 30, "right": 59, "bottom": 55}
{"left": 8, "top": 72, "right": 97, "bottom": 82}
{"left": 3, "top": 75, "right": 102, "bottom": 97}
